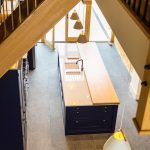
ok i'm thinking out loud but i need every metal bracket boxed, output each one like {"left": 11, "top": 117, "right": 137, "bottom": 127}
{"left": 141, "top": 81, "right": 148, "bottom": 86}
{"left": 144, "top": 64, "right": 150, "bottom": 70}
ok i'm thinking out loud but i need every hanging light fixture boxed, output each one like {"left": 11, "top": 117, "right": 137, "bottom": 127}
{"left": 70, "top": 10, "right": 79, "bottom": 20}
{"left": 103, "top": 130, "right": 131, "bottom": 150}
{"left": 103, "top": 104, "right": 131, "bottom": 150}
{"left": 74, "top": 2, "right": 83, "bottom": 30}
{"left": 74, "top": 19, "right": 83, "bottom": 29}
{"left": 77, "top": 3, "right": 87, "bottom": 43}
{"left": 77, "top": 31, "right": 87, "bottom": 43}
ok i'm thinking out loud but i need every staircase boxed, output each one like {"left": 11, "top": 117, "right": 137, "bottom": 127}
{"left": 0, "top": 0, "right": 80, "bottom": 77}
{"left": 96, "top": 0, "right": 150, "bottom": 79}
{"left": 121, "top": 0, "right": 150, "bottom": 33}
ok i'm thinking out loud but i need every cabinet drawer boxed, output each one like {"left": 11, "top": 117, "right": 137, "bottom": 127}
{"left": 65, "top": 105, "right": 118, "bottom": 135}
{"left": 72, "top": 118, "right": 111, "bottom": 128}
{"left": 66, "top": 117, "right": 112, "bottom": 134}
{"left": 66, "top": 105, "right": 115, "bottom": 119}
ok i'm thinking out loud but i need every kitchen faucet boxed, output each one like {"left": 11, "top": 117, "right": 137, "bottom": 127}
{"left": 76, "top": 59, "right": 84, "bottom": 71}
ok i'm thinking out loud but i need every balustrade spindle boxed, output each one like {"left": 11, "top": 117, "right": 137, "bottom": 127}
{"left": 130, "top": 0, "right": 136, "bottom": 9}
{"left": 145, "top": 0, "right": 150, "bottom": 25}
{"left": 2, "top": 1, "right": 6, "bottom": 37}
{"left": 121, "top": 0, "right": 150, "bottom": 30}
{"left": 134, "top": 0, "right": 141, "bottom": 14}
{"left": 11, "top": 0, "right": 14, "bottom": 30}
{"left": 18, "top": 0, "right": 22, "bottom": 23}
{"left": 0, "top": 0, "right": 44, "bottom": 42}
{"left": 26, "top": 0, "right": 29, "bottom": 16}
{"left": 0, "top": 0, "right": 2, "bottom": 24}
{"left": 5, "top": 0, "right": 8, "bottom": 18}
{"left": 35, "top": 0, "right": 37, "bottom": 8}
{"left": 139, "top": 0, "right": 148, "bottom": 19}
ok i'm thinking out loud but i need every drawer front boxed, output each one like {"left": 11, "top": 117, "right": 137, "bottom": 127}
{"left": 65, "top": 117, "right": 112, "bottom": 135}
{"left": 65, "top": 105, "right": 118, "bottom": 135}
{"left": 66, "top": 105, "right": 115, "bottom": 119}
{"left": 70, "top": 118, "right": 112, "bottom": 129}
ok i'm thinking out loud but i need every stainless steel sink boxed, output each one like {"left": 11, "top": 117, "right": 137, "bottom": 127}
{"left": 65, "top": 63, "right": 79, "bottom": 70}
{"left": 65, "top": 70, "right": 81, "bottom": 75}
{"left": 64, "top": 59, "right": 84, "bottom": 81}
{"left": 65, "top": 59, "right": 81, "bottom": 74}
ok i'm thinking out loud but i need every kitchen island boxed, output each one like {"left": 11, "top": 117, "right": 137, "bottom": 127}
{"left": 58, "top": 42, "right": 119, "bottom": 135}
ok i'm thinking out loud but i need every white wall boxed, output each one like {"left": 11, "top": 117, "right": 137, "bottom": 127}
{"left": 115, "top": 37, "right": 141, "bottom": 100}
{"left": 129, "top": 68, "right": 141, "bottom": 100}
{"left": 96, "top": 0, "right": 150, "bottom": 79}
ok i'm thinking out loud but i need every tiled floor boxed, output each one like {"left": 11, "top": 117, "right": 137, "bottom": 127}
{"left": 27, "top": 43, "right": 150, "bottom": 150}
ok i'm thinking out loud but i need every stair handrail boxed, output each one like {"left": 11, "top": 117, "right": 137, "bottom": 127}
{"left": 121, "top": 0, "right": 150, "bottom": 33}
{"left": 0, "top": 0, "right": 38, "bottom": 41}
{"left": 0, "top": 0, "right": 19, "bottom": 37}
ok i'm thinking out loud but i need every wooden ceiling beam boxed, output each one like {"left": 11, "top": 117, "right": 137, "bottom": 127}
{"left": 134, "top": 44, "right": 150, "bottom": 135}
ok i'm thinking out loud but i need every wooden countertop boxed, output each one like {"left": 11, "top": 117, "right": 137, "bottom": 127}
{"left": 58, "top": 43, "right": 92, "bottom": 106}
{"left": 57, "top": 43, "right": 119, "bottom": 106}
{"left": 78, "top": 43, "right": 119, "bottom": 105}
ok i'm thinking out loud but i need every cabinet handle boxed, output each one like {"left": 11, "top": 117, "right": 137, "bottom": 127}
{"left": 103, "top": 119, "right": 106, "bottom": 122}
{"left": 141, "top": 81, "right": 148, "bottom": 86}
{"left": 76, "top": 107, "right": 79, "bottom": 110}
{"left": 76, "top": 112, "right": 79, "bottom": 114}
{"left": 144, "top": 64, "right": 150, "bottom": 70}
{"left": 75, "top": 120, "right": 79, "bottom": 123}
{"left": 104, "top": 110, "right": 107, "bottom": 113}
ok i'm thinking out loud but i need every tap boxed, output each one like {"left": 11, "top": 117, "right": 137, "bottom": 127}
{"left": 76, "top": 59, "right": 84, "bottom": 71}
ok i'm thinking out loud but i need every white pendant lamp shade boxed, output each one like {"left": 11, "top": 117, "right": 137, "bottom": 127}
{"left": 74, "top": 19, "right": 83, "bottom": 29}
{"left": 77, "top": 31, "right": 87, "bottom": 43}
{"left": 103, "top": 131, "right": 131, "bottom": 150}
{"left": 70, "top": 10, "right": 79, "bottom": 20}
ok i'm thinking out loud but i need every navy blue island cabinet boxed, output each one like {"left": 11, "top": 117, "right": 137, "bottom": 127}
{"left": 58, "top": 54, "right": 119, "bottom": 135}
{"left": 0, "top": 59, "right": 28, "bottom": 150}
{"left": 61, "top": 95, "right": 118, "bottom": 135}
{"left": 57, "top": 43, "right": 119, "bottom": 135}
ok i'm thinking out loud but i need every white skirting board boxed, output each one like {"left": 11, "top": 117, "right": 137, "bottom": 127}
{"left": 129, "top": 68, "right": 141, "bottom": 100}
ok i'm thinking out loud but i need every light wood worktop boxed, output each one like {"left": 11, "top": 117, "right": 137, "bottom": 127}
{"left": 58, "top": 43, "right": 119, "bottom": 106}
{"left": 78, "top": 43, "right": 119, "bottom": 105}
{"left": 58, "top": 43, "right": 92, "bottom": 106}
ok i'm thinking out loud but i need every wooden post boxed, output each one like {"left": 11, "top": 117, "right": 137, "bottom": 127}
{"left": 134, "top": 45, "right": 150, "bottom": 135}
{"left": 44, "top": 27, "right": 55, "bottom": 50}
{"left": 110, "top": 31, "right": 115, "bottom": 43}
{"left": 65, "top": 14, "right": 69, "bottom": 41}
{"left": 84, "top": 0, "right": 92, "bottom": 41}
{"left": 41, "top": 35, "right": 46, "bottom": 43}
{"left": 52, "top": 27, "right": 55, "bottom": 50}
{"left": 65, "top": 13, "right": 79, "bottom": 42}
